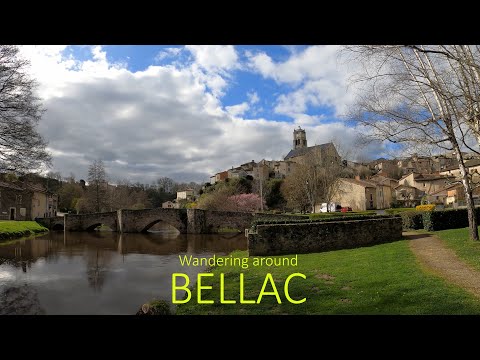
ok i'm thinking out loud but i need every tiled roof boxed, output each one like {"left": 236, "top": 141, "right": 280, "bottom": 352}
{"left": 0, "top": 181, "right": 24, "bottom": 191}
{"left": 429, "top": 183, "right": 462, "bottom": 196}
{"left": 341, "top": 178, "right": 376, "bottom": 188}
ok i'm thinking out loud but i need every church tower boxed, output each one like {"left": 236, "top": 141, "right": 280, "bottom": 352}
{"left": 293, "top": 126, "right": 307, "bottom": 150}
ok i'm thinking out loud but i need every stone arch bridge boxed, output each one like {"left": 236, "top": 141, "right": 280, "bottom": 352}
{"left": 38, "top": 208, "right": 291, "bottom": 234}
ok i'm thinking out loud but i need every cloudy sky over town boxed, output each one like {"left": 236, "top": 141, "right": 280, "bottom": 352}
{"left": 19, "top": 45, "right": 387, "bottom": 184}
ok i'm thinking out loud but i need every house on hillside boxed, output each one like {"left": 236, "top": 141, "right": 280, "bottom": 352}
{"left": 368, "top": 175, "right": 399, "bottom": 209}
{"left": 398, "top": 172, "right": 455, "bottom": 195}
{"left": 439, "top": 159, "right": 480, "bottom": 179}
{"left": 176, "top": 189, "right": 194, "bottom": 202}
{"left": 394, "top": 184, "right": 425, "bottom": 207}
{"left": 162, "top": 201, "right": 175, "bottom": 209}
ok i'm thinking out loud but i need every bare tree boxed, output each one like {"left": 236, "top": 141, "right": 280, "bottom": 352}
{"left": 280, "top": 170, "right": 310, "bottom": 213}
{"left": 345, "top": 45, "right": 480, "bottom": 240}
{"left": 87, "top": 159, "right": 108, "bottom": 213}
{"left": 0, "top": 45, "right": 51, "bottom": 174}
{"left": 294, "top": 143, "right": 345, "bottom": 213}
{"left": 156, "top": 177, "right": 176, "bottom": 193}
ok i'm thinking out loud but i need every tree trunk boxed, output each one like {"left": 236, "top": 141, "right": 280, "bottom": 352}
{"left": 454, "top": 146, "right": 479, "bottom": 240}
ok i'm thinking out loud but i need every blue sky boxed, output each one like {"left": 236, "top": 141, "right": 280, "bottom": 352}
{"left": 19, "top": 45, "right": 387, "bottom": 183}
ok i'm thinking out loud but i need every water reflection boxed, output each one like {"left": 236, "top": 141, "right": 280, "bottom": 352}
{"left": 0, "top": 229, "right": 246, "bottom": 314}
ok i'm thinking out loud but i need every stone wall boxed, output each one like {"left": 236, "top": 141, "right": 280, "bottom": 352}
{"left": 120, "top": 208, "right": 188, "bottom": 233}
{"left": 248, "top": 217, "right": 402, "bottom": 256}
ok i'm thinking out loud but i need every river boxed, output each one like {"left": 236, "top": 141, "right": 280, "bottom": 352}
{"left": 0, "top": 228, "right": 247, "bottom": 315}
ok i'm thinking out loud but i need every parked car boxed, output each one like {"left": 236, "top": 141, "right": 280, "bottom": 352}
{"left": 341, "top": 207, "right": 352, "bottom": 212}
{"left": 320, "top": 202, "right": 341, "bottom": 213}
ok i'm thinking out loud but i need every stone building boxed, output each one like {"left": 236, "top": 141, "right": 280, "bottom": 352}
{"left": 398, "top": 172, "right": 455, "bottom": 195}
{"left": 0, "top": 181, "right": 29, "bottom": 220}
{"left": 439, "top": 159, "right": 480, "bottom": 179}
{"left": 176, "top": 189, "right": 194, "bottom": 201}
{"left": 284, "top": 127, "right": 341, "bottom": 168}
{"left": 394, "top": 184, "right": 424, "bottom": 208}
{"left": 331, "top": 178, "right": 377, "bottom": 211}
{"left": 162, "top": 201, "right": 175, "bottom": 209}
{"left": 0, "top": 181, "right": 58, "bottom": 220}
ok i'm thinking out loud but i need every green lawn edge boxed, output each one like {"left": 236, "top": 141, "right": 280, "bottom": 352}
{"left": 435, "top": 227, "right": 480, "bottom": 272}
{"left": 0, "top": 220, "right": 49, "bottom": 242}
{"left": 175, "top": 240, "right": 480, "bottom": 315}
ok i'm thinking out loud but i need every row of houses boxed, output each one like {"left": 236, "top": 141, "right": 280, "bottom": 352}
{"left": 368, "top": 152, "right": 480, "bottom": 179}
{"left": 329, "top": 166, "right": 478, "bottom": 211}
{"left": 210, "top": 128, "right": 341, "bottom": 184}
{"left": 0, "top": 180, "right": 58, "bottom": 221}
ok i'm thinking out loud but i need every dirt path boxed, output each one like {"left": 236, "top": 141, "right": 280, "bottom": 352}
{"left": 405, "top": 232, "right": 480, "bottom": 299}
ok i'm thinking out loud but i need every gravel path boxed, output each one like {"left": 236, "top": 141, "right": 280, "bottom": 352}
{"left": 406, "top": 232, "right": 480, "bottom": 299}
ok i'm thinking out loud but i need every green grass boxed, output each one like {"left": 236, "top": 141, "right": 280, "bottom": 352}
{"left": 385, "top": 208, "right": 417, "bottom": 214}
{"left": 436, "top": 227, "right": 480, "bottom": 272}
{"left": 176, "top": 240, "right": 480, "bottom": 315}
{"left": 0, "top": 220, "right": 48, "bottom": 241}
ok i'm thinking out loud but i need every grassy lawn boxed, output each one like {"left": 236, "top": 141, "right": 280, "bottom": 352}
{"left": 385, "top": 208, "right": 416, "bottom": 214}
{"left": 176, "top": 239, "right": 480, "bottom": 315}
{"left": 0, "top": 220, "right": 48, "bottom": 241}
{"left": 436, "top": 227, "right": 480, "bottom": 272}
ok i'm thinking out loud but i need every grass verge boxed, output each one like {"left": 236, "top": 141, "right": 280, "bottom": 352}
{"left": 435, "top": 227, "right": 480, "bottom": 272}
{"left": 176, "top": 240, "right": 480, "bottom": 315}
{"left": 0, "top": 220, "right": 48, "bottom": 242}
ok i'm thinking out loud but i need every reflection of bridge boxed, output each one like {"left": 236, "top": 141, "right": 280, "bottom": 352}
{"left": 38, "top": 208, "right": 259, "bottom": 234}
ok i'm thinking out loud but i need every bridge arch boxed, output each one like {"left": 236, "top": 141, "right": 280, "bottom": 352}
{"left": 121, "top": 208, "right": 188, "bottom": 233}
{"left": 141, "top": 219, "right": 181, "bottom": 233}
{"left": 52, "top": 223, "right": 64, "bottom": 230}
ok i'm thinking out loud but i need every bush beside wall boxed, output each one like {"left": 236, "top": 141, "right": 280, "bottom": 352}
{"left": 400, "top": 211, "right": 424, "bottom": 230}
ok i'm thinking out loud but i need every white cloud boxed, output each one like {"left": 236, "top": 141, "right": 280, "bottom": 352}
{"left": 185, "top": 45, "right": 238, "bottom": 73}
{"left": 247, "top": 91, "right": 260, "bottom": 104}
{"left": 14, "top": 45, "right": 383, "bottom": 183}
{"left": 155, "top": 47, "right": 182, "bottom": 62}
{"left": 226, "top": 102, "right": 250, "bottom": 117}
{"left": 247, "top": 45, "right": 358, "bottom": 117}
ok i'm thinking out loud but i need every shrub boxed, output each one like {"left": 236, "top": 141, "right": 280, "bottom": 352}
{"left": 416, "top": 204, "right": 435, "bottom": 212}
{"left": 400, "top": 211, "right": 424, "bottom": 230}
{"left": 422, "top": 208, "right": 472, "bottom": 231}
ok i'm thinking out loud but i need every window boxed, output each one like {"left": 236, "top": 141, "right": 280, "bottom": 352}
{"left": 423, "top": 183, "right": 426, "bottom": 187}
{"left": 370, "top": 194, "right": 373, "bottom": 200}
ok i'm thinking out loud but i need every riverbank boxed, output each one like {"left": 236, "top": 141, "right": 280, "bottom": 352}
{"left": 176, "top": 237, "right": 480, "bottom": 315}
{"left": 0, "top": 221, "right": 48, "bottom": 242}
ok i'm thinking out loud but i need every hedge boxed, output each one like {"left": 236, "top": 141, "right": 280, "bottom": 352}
{"left": 422, "top": 208, "right": 480, "bottom": 231}
{"left": 251, "top": 214, "right": 400, "bottom": 230}
{"left": 400, "top": 211, "right": 424, "bottom": 230}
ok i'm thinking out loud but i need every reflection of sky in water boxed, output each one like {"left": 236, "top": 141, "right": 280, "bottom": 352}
{"left": 0, "top": 231, "right": 246, "bottom": 314}
{"left": 0, "top": 270, "right": 14, "bottom": 281}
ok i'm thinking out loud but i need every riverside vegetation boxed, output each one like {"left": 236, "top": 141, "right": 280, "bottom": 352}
{"left": 0, "top": 221, "right": 48, "bottom": 241}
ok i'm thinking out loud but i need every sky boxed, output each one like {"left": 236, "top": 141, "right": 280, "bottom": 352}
{"left": 18, "top": 45, "right": 388, "bottom": 184}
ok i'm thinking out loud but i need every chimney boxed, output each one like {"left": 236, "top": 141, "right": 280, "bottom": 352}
{"left": 355, "top": 175, "right": 361, "bottom": 180}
